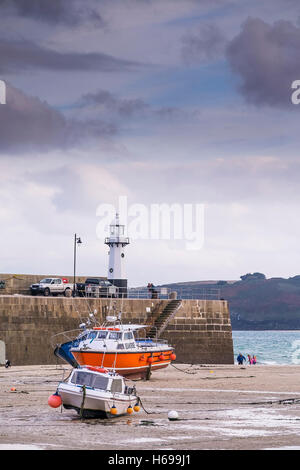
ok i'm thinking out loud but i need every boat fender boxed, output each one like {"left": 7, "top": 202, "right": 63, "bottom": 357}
{"left": 110, "top": 405, "right": 117, "bottom": 415}
{"left": 48, "top": 392, "right": 62, "bottom": 408}
{"left": 134, "top": 403, "right": 140, "bottom": 412}
{"left": 127, "top": 406, "right": 133, "bottom": 414}
{"left": 170, "top": 353, "right": 176, "bottom": 361}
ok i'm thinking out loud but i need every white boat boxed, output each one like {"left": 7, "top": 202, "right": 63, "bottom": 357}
{"left": 49, "top": 365, "right": 140, "bottom": 419}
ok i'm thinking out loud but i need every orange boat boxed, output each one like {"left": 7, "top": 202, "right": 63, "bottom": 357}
{"left": 66, "top": 322, "right": 176, "bottom": 380}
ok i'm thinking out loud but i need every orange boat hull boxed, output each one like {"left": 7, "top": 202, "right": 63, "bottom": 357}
{"left": 71, "top": 349, "right": 174, "bottom": 379}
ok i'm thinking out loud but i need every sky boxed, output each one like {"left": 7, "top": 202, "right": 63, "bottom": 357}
{"left": 1, "top": 0, "right": 300, "bottom": 286}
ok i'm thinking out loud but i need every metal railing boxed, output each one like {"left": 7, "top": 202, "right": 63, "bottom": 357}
{"left": 128, "top": 287, "right": 220, "bottom": 300}
{"left": 128, "top": 287, "right": 171, "bottom": 299}
{"left": 172, "top": 287, "right": 221, "bottom": 300}
{"left": 0, "top": 286, "right": 221, "bottom": 301}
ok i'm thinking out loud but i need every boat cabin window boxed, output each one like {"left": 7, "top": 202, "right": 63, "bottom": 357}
{"left": 117, "top": 343, "right": 125, "bottom": 349}
{"left": 97, "top": 331, "right": 108, "bottom": 339}
{"left": 125, "top": 342, "right": 136, "bottom": 349}
{"left": 71, "top": 371, "right": 109, "bottom": 390}
{"left": 77, "top": 333, "right": 88, "bottom": 342}
{"left": 71, "top": 371, "right": 94, "bottom": 388}
{"left": 87, "top": 331, "right": 98, "bottom": 341}
{"left": 124, "top": 332, "right": 133, "bottom": 340}
{"left": 108, "top": 331, "right": 122, "bottom": 340}
{"left": 93, "top": 375, "right": 109, "bottom": 391}
{"left": 111, "top": 379, "right": 123, "bottom": 393}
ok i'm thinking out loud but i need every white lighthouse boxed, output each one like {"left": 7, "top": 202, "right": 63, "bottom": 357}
{"left": 105, "top": 213, "right": 129, "bottom": 297}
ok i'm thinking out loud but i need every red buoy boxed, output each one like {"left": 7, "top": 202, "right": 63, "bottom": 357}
{"left": 159, "top": 354, "right": 165, "bottom": 361}
{"left": 48, "top": 393, "right": 62, "bottom": 408}
{"left": 170, "top": 353, "right": 176, "bottom": 361}
{"left": 86, "top": 366, "right": 108, "bottom": 373}
{"left": 147, "top": 356, "right": 154, "bottom": 364}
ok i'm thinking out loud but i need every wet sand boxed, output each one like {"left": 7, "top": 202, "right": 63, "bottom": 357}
{"left": 1, "top": 363, "right": 300, "bottom": 451}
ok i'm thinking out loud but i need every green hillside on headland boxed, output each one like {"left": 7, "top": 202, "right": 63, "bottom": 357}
{"left": 161, "top": 273, "right": 300, "bottom": 330}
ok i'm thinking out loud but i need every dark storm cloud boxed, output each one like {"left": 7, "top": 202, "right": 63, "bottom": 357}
{"left": 226, "top": 17, "right": 300, "bottom": 107}
{"left": 0, "top": 0, "right": 104, "bottom": 26}
{"left": 0, "top": 83, "right": 116, "bottom": 154}
{"left": 181, "top": 23, "right": 227, "bottom": 64}
{"left": 0, "top": 38, "right": 139, "bottom": 75}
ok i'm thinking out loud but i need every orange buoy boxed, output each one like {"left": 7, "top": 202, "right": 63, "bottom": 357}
{"left": 48, "top": 393, "right": 62, "bottom": 408}
{"left": 170, "top": 353, "right": 176, "bottom": 361}
{"left": 10, "top": 387, "right": 16, "bottom": 392}
{"left": 147, "top": 356, "right": 154, "bottom": 364}
{"left": 127, "top": 406, "right": 133, "bottom": 414}
{"left": 159, "top": 354, "right": 165, "bottom": 361}
{"left": 110, "top": 405, "right": 117, "bottom": 415}
{"left": 134, "top": 403, "right": 140, "bottom": 412}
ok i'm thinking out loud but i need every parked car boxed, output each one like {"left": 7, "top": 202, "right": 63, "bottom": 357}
{"left": 76, "top": 278, "right": 118, "bottom": 298}
{"left": 30, "top": 278, "right": 74, "bottom": 297}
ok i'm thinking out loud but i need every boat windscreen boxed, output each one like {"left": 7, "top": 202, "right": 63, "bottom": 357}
{"left": 93, "top": 375, "right": 109, "bottom": 391}
{"left": 97, "top": 331, "right": 108, "bottom": 339}
{"left": 71, "top": 371, "right": 94, "bottom": 387}
{"left": 70, "top": 371, "right": 109, "bottom": 390}
{"left": 87, "top": 331, "right": 98, "bottom": 341}
{"left": 108, "top": 331, "right": 122, "bottom": 340}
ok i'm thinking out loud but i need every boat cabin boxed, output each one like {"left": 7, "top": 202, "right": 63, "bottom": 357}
{"left": 68, "top": 368, "right": 135, "bottom": 395}
{"left": 76, "top": 326, "right": 149, "bottom": 351}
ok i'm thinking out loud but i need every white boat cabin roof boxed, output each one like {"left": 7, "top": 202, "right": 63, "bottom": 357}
{"left": 93, "top": 324, "right": 148, "bottom": 331}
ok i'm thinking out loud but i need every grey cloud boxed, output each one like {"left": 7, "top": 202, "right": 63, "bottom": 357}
{"left": 0, "top": 0, "right": 104, "bottom": 26}
{"left": 181, "top": 23, "right": 227, "bottom": 64}
{"left": 0, "top": 83, "right": 116, "bottom": 154}
{"left": 226, "top": 17, "right": 300, "bottom": 107}
{"left": 78, "top": 89, "right": 184, "bottom": 122}
{"left": 0, "top": 38, "right": 139, "bottom": 75}
{"left": 81, "top": 90, "right": 149, "bottom": 117}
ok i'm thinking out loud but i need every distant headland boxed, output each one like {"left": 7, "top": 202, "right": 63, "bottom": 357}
{"left": 160, "top": 273, "right": 300, "bottom": 330}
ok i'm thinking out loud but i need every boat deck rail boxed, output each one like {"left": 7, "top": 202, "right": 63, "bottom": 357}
{"left": 50, "top": 329, "right": 83, "bottom": 348}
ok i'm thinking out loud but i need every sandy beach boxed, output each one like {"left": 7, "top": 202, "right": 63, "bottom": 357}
{"left": 1, "top": 363, "right": 300, "bottom": 451}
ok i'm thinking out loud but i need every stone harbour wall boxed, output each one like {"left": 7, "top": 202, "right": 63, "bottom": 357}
{"left": 0, "top": 295, "right": 234, "bottom": 365}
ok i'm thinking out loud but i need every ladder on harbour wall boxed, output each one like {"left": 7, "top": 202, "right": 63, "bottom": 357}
{"left": 147, "top": 299, "right": 182, "bottom": 339}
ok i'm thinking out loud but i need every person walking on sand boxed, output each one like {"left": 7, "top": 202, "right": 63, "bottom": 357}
{"left": 247, "top": 354, "right": 252, "bottom": 365}
{"left": 237, "top": 353, "right": 246, "bottom": 365}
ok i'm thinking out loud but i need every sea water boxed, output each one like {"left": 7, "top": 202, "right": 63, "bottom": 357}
{"left": 232, "top": 330, "right": 300, "bottom": 365}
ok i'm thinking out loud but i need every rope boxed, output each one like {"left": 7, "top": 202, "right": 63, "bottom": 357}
{"left": 79, "top": 385, "right": 86, "bottom": 418}
{"left": 170, "top": 363, "right": 197, "bottom": 374}
{"left": 137, "top": 396, "right": 163, "bottom": 415}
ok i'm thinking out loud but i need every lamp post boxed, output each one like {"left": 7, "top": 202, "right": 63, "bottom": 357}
{"left": 73, "top": 234, "right": 82, "bottom": 297}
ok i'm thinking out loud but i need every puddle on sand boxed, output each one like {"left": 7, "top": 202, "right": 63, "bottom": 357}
{"left": 124, "top": 437, "right": 167, "bottom": 444}
{"left": 138, "top": 419, "right": 161, "bottom": 427}
{"left": 264, "top": 446, "right": 300, "bottom": 450}
{"left": 0, "top": 444, "right": 44, "bottom": 450}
